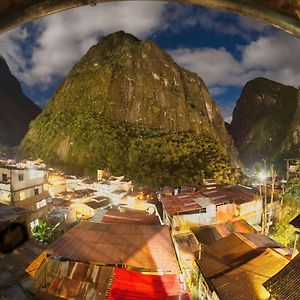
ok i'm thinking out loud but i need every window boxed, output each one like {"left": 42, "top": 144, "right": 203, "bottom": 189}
{"left": 18, "top": 174, "right": 24, "bottom": 181}
{"left": 34, "top": 188, "right": 39, "bottom": 195}
{"left": 19, "top": 191, "right": 26, "bottom": 201}
{"left": 2, "top": 174, "right": 8, "bottom": 182}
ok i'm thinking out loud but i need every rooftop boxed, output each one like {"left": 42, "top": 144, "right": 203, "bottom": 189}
{"left": 191, "top": 219, "right": 256, "bottom": 245}
{"left": 46, "top": 221, "right": 180, "bottom": 273}
{"left": 91, "top": 210, "right": 160, "bottom": 225}
{"left": 263, "top": 253, "right": 300, "bottom": 300}
{"left": 108, "top": 268, "right": 191, "bottom": 300}
{"left": 29, "top": 260, "right": 190, "bottom": 300}
{"left": 211, "top": 249, "right": 289, "bottom": 300}
{"left": 198, "top": 233, "right": 291, "bottom": 279}
{"left": 161, "top": 185, "right": 257, "bottom": 216}
{"left": 31, "top": 258, "right": 114, "bottom": 299}
{"left": 161, "top": 192, "right": 208, "bottom": 216}
{"left": 0, "top": 239, "right": 46, "bottom": 299}
{"left": 0, "top": 203, "right": 31, "bottom": 224}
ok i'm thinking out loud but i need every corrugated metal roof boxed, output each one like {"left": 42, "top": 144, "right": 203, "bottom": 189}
{"left": 198, "top": 233, "right": 290, "bottom": 279}
{"left": 161, "top": 192, "right": 207, "bottom": 215}
{"left": 263, "top": 253, "right": 300, "bottom": 300}
{"left": 191, "top": 220, "right": 256, "bottom": 246}
{"left": 47, "top": 222, "right": 180, "bottom": 273}
{"left": 0, "top": 239, "right": 46, "bottom": 299}
{"left": 212, "top": 249, "right": 289, "bottom": 300}
{"left": 108, "top": 268, "right": 191, "bottom": 300}
{"left": 0, "top": 203, "right": 30, "bottom": 223}
{"left": 162, "top": 186, "right": 257, "bottom": 216}
{"left": 32, "top": 258, "right": 114, "bottom": 300}
{"left": 100, "top": 211, "right": 160, "bottom": 225}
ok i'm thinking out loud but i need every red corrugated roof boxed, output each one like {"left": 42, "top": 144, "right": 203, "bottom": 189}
{"left": 161, "top": 192, "right": 206, "bottom": 215}
{"left": 108, "top": 268, "right": 191, "bottom": 300}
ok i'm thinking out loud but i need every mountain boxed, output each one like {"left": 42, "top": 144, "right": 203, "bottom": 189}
{"left": 228, "top": 77, "right": 299, "bottom": 169}
{"left": 0, "top": 56, "right": 40, "bottom": 147}
{"left": 21, "top": 31, "right": 238, "bottom": 186}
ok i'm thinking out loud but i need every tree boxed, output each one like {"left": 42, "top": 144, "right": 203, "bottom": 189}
{"left": 32, "top": 218, "right": 58, "bottom": 244}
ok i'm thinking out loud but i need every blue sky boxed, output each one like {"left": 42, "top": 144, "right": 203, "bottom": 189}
{"left": 0, "top": 1, "right": 300, "bottom": 121}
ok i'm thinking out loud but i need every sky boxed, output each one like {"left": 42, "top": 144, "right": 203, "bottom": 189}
{"left": 0, "top": 1, "right": 300, "bottom": 122}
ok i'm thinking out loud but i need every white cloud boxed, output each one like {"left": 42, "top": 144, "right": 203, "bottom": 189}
{"left": 0, "top": 27, "right": 28, "bottom": 76}
{"left": 169, "top": 47, "right": 243, "bottom": 86}
{"left": 2, "top": 1, "right": 166, "bottom": 86}
{"left": 170, "top": 30, "right": 300, "bottom": 93}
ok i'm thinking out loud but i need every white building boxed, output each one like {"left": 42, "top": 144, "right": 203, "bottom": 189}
{"left": 0, "top": 161, "right": 50, "bottom": 228}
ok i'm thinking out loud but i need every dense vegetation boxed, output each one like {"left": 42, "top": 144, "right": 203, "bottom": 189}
{"left": 22, "top": 112, "right": 235, "bottom": 187}
{"left": 271, "top": 167, "right": 300, "bottom": 246}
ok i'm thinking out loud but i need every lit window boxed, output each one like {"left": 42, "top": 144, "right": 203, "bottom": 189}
{"left": 20, "top": 191, "right": 26, "bottom": 201}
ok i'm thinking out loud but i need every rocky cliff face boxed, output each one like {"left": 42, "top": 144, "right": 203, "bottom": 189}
{"left": 229, "top": 77, "right": 298, "bottom": 168}
{"left": 0, "top": 56, "right": 40, "bottom": 147}
{"left": 22, "top": 31, "right": 238, "bottom": 185}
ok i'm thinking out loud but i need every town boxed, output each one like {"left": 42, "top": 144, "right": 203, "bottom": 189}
{"left": 0, "top": 157, "right": 299, "bottom": 299}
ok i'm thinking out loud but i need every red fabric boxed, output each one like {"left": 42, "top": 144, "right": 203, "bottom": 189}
{"left": 108, "top": 268, "right": 191, "bottom": 300}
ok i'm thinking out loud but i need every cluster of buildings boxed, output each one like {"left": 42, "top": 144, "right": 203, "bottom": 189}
{"left": 0, "top": 159, "right": 299, "bottom": 299}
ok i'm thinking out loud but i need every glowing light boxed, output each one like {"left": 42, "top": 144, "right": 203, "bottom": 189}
{"left": 258, "top": 172, "right": 266, "bottom": 182}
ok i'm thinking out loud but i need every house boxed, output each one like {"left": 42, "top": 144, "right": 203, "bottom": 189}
{"left": 263, "top": 253, "right": 300, "bottom": 300}
{"left": 0, "top": 161, "right": 50, "bottom": 228}
{"left": 69, "top": 195, "right": 111, "bottom": 219}
{"left": 197, "top": 233, "right": 291, "bottom": 300}
{"left": 161, "top": 185, "right": 280, "bottom": 233}
{"left": 26, "top": 222, "right": 190, "bottom": 299}
{"left": 29, "top": 259, "right": 190, "bottom": 300}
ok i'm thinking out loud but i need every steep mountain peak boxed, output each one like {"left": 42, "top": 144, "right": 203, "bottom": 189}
{"left": 0, "top": 56, "right": 40, "bottom": 147}
{"left": 22, "top": 31, "right": 238, "bottom": 185}
{"left": 229, "top": 77, "right": 298, "bottom": 169}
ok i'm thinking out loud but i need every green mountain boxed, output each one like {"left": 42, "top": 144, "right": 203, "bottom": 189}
{"left": 229, "top": 77, "right": 299, "bottom": 170}
{"left": 21, "top": 31, "right": 239, "bottom": 186}
{"left": 0, "top": 56, "right": 40, "bottom": 147}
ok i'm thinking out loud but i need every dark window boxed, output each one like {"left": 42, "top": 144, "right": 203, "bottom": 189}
{"left": 18, "top": 174, "right": 24, "bottom": 181}
{"left": 34, "top": 188, "right": 39, "bottom": 195}
{"left": 2, "top": 174, "right": 8, "bottom": 182}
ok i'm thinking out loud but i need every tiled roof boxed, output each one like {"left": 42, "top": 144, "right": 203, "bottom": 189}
{"left": 263, "top": 254, "right": 300, "bottom": 300}
{"left": 108, "top": 268, "right": 191, "bottom": 300}
{"left": 46, "top": 222, "right": 180, "bottom": 273}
